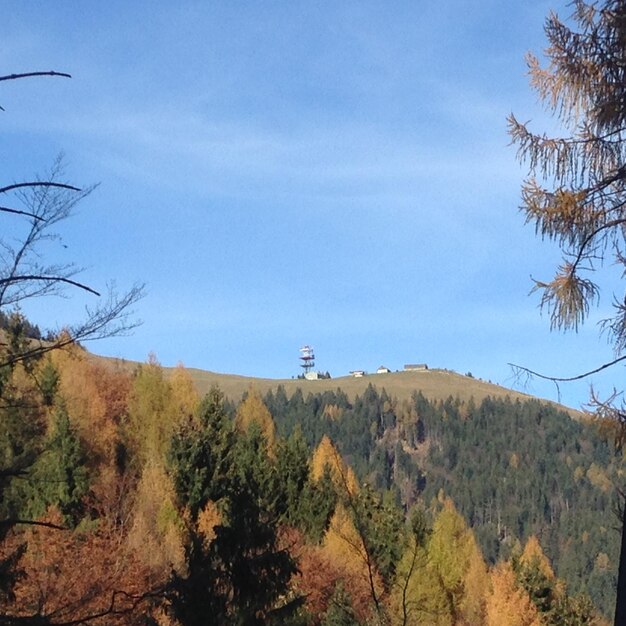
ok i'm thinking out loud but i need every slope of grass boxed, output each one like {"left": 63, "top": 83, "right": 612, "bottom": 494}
{"left": 177, "top": 367, "right": 579, "bottom": 416}
{"left": 94, "top": 350, "right": 578, "bottom": 417}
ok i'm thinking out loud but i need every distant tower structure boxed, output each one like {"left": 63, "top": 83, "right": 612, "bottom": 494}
{"left": 299, "top": 345, "right": 315, "bottom": 376}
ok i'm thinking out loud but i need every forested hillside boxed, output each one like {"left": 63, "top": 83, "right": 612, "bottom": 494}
{"left": 0, "top": 341, "right": 619, "bottom": 624}
{"left": 264, "top": 385, "right": 620, "bottom": 617}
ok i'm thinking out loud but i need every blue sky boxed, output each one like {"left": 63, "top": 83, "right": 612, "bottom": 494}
{"left": 2, "top": 1, "right": 622, "bottom": 409}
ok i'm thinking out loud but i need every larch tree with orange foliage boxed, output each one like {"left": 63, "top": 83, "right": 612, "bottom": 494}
{"left": 427, "top": 497, "right": 477, "bottom": 622}
{"left": 513, "top": 535, "right": 599, "bottom": 624}
{"left": 293, "top": 501, "right": 384, "bottom": 625}
{"left": 1, "top": 508, "right": 163, "bottom": 626}
{"left": 51, "top": 350, "right": 133, "bottom": 521}
{"left": 311, "top": 435, "right": 397, "bottom": 624}
{"left": 311, "top": 434, "right": 359, "bottom": 497}
{"left": 486, "top": 562, "right": 542, "bottom": 626}
{"left": 508, "top": 3, "right": 626, "bottom": 621}
{"left": 234, "top": 388, "right": 276, "bottom": 453}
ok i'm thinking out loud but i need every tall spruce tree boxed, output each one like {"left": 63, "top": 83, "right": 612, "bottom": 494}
{"left": 168, "top": 385, "right": 233, "bottom": 518}
{"left": 27, "top": 404, "right": 89, "bottom": 527}
{"left": 167, "top": 386, "right": 299, "bottom": 624}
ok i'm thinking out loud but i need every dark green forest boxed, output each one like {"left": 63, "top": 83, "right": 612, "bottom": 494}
{"left": 264, "top": 385, "right": 621, "bottom": 616}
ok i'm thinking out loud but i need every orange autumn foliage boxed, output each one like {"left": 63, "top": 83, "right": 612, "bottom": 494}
{"left": 52, "top": 353, "right": 133, "bottom": 518}
{"left": 1, "top": 509, "right": 165, "bottom": 625}
{"left": 234, "top": 388, "right": 277, "bottom": 453}
{"left": 169, "top": 363, "right": 200, "bottom": 422}
{"left": 295, "top": 538, "right": 379, "bottom": 624}
{"left": 520, "top": 535, "right": 555, "bottom": 581}
{"left": 311, "top": 435, "right": 359, "bottom": 497}
{"left": 54, "top": 351, "right": 131, "bottom": 465}
{"left": 196, "top": 499, "right": 221, "bottom": 548}
{"left": 485, "top": 562, "right": 542, "bottom": 626}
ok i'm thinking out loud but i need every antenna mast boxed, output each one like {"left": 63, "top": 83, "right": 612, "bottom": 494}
{"left": 299, "top": 345, "right": 315, "bottom": 376}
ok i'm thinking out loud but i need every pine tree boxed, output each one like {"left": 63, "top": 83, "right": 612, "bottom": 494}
{"left": 168, "top": 385, "right": 233, "bottom": 518}
{"left": 26, "top": 404, "right": 89, "bottom": 527}
{"left": 167, "top": 386, "right": 299, "bottom": 625}
{"left": 514, "top": 535, "right": 598, "bottom": 626}
{"left": 353, "top": 486, "right": 404, "bottom": 587}
{"left": 299, "top": 465, "right": 337, "bottom": 542}
{"left": 38, "top": 359, "right": 59, "bottom": 407}
{"left": 273, "top": 425, "right": 311, "bottom": 525}
{"left": 321, "top": 582, "right": 361, "bottom": 626}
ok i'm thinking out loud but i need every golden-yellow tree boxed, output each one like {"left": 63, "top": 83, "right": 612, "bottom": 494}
{"left": 520, "top": 535, "right": 555, "bottom": 582}
{"left": 126, "top": 354, "right": 177, "bottom": 467}
{"left": 127, "top": 459, "right": 186, "bottom": 574}
{"left": 169, "top": 363, "right": 200, "bottom": 424}
{"left": 234, "top": 388, "right": 276, "bottom": 453}
{"left": 389, "top": 532, "right": 451, "bottom": 626}
{"left": 427, "top": 498, "right": 478, "bottom": 622}
{"left": 458, "top": 534, "right": 490, "bottom": 625}
{"left": 311, "top": 434, "right": 359, "bottom": 497}
{"left": 319, "top": 502, "right": 384, "bottom": 623}
{"left": 485, "top": 562, "right": 542, "bottom": 626}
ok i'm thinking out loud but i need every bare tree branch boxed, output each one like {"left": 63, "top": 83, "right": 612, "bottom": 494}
{"left": 509, "top": 354, "right": 626, "bottom": 383}
{"left": 0, "top": 520, "right": 65, "bottom": 532}
{"left": 0, "top": 586, "right": 166, "bottom": 626}
{"left": 0, "top": 71, "right": 150, "bottom": 626}
{"left": 0, "top": 207, "right": 44, "bottom": 221}
{"left": 0, "top": 182, "right": 80, "bottom": 195}
{"left": 0, "top": 283, "right": 145, "bottom": 370}
{"left": 0, "top": 276, "right": 100, "bottom": 296}
{"left": 0, "top": 71, "right": 71, "bottom": 83}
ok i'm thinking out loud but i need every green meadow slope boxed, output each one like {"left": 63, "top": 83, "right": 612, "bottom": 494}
{"left": 165, "top": 366, "right": 580, "bottom": 417}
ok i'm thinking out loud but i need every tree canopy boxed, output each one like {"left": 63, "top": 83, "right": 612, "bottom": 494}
{"left": 508, "top": 1, "right": 626, "bottom": 378}
{"left": 509, "top": 2, "right": 626, "bottom": 622}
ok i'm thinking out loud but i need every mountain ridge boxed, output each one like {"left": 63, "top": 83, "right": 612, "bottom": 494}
{"left": 99, "top": 356, "right": 581, "bottom": 417}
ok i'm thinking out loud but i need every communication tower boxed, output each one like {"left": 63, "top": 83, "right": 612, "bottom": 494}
{"left": 299, "top": 345, "right": 315, "bottom": 376}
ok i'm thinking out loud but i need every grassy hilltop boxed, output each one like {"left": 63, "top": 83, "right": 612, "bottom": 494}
{"left": 161, "top": 365, "right": 580, "bottom": 417}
